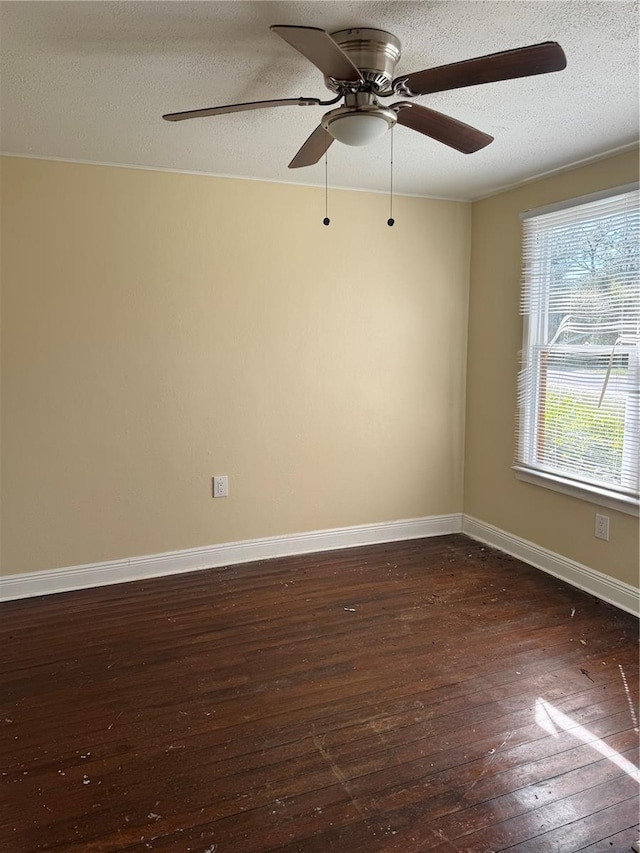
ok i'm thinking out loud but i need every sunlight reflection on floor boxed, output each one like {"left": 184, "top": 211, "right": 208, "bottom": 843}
{"left": 535, "top": 697, "right": 640, "bottom": 783}
{"left": 619, "top": 664, "right": 640, "bottom": 733}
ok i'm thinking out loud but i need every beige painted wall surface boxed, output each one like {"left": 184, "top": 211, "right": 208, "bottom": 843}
{"left": 465, "top": 150, "right": 640, "bottom": 587}
{"left": 1, "top": 156, "right": 470, "bottom": 576}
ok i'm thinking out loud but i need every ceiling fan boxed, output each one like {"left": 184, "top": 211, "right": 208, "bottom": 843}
{"left": 163, "top": 25, "right": 566, "bottom": 167}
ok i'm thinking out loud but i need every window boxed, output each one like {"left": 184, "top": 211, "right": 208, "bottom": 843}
{"left": 515, "top": 184, "right": 639, "bottom": 515}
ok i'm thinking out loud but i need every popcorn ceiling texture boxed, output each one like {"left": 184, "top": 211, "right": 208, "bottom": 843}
{"left": 0, "top": 0, "right": 638, "bottom": 199}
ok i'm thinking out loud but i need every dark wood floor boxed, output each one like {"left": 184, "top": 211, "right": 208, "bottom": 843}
{"left": 1, "top": 534, "right": 638, "bottom": 853}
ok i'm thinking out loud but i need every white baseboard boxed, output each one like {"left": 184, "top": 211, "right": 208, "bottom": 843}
{"left": 3, "top": 513, "right": 637, "bottom": 617}
{"left": 462, "top": 514, "right": 639, "bottom": 618}
{"left": 0, "top": 514, "right": 463, "bottom": 601}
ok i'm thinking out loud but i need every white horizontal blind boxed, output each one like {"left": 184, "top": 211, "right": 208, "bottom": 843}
{"left": 516, "top": 187, "right": 640, "bottom": 499}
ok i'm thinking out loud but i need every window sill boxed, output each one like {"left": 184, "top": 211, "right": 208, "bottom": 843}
{"left": 512, "top": 466, "right": 639, "bottom": 517}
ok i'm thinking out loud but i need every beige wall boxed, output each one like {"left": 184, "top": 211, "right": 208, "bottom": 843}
{"left": 3, "top": 152, "right": 638, "bottom": 587}
{"left": 1, "top": 156, "right": 471, "bottom": 575}
{"left": 465, "top": 150, "right": 640, "bottom": 587}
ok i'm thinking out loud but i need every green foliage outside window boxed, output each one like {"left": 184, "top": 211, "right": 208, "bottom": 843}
{"left": 542, "top": 389, "right": 625, "bottom": 483}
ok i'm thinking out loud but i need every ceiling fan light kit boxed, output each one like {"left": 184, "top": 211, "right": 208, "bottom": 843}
{"left": 323, "top": 109, "right": 393, "bottom": 145}
{"left": 163, "top": 23, "right": 566, "bottom": 170}
{"left": 321, "top": 93, "right": 397, "bottom": 146}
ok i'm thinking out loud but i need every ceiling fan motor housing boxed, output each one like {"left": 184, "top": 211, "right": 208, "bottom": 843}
{"left": 327, "top": 28, "right": 401, "bottom": 93}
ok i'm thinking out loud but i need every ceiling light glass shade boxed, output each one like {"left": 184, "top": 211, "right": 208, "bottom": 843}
{"left": 322, "top": 108, "right": 396, "bottom": 146}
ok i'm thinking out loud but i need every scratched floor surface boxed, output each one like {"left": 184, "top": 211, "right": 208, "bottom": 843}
{"left": 1, "top": 534, "right": 638, "bottom": 852}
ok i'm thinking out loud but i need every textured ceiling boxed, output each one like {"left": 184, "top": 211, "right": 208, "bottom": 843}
{"left": 1, "top": 0, "right": 638, "bottom": 199}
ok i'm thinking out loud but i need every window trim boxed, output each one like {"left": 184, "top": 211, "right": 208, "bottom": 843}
{"left": 519, "top": 182, "right": 640, "bottom": 221}
{"left": 513, "top": 466, "right": 640, "bottom": 517}
{"left": 514, "top": 182, "right": 640, "bottom": 512}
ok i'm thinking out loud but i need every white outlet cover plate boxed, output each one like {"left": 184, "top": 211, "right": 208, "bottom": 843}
{"left": 595, "top": 513, "right": 609, "bottom": 540}
{"left": 213, "top": 476, "right": 228, "bottom": 498}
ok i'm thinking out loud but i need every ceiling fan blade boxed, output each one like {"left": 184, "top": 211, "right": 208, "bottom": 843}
{"left": 163, "top": 97, "right": 321, "bottom": 122}
{"left": 271, "top": 25, "right": 363, "bottom": 83}
{"left": 393, "top": 102, "right": 494, "bottom": 154}
{"left": 289, "top": 126, "right": 334, "bottom": 169}
{"left": 396, "top": 42, "right": 566, "bottom": 96}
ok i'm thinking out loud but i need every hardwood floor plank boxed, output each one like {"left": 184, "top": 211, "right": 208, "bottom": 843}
{"left": 1, "top": 535, "right": 637, "bottom": 853}
{"left": 575, "top": 823, "right": 640, "bottom": 852}
{"left": 427, "top": 748, "right": 637, "bottom": 838}
{"left": 498, "top": 797, "right": 640, "bottom": 852}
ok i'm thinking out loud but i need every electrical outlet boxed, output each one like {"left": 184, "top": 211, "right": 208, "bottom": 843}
{"left": 213, "top": 475, "right": 228, "bottom": 498}
{"left": 594, "top": 513, "right": 609, "bottom": 541}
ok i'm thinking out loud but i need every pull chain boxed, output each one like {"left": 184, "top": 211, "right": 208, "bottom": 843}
{"left": 323, "top": 151, "right": 330, "bottom": 226}
{"left": 388, "top": 125, "right": 395, "bottom": 227}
